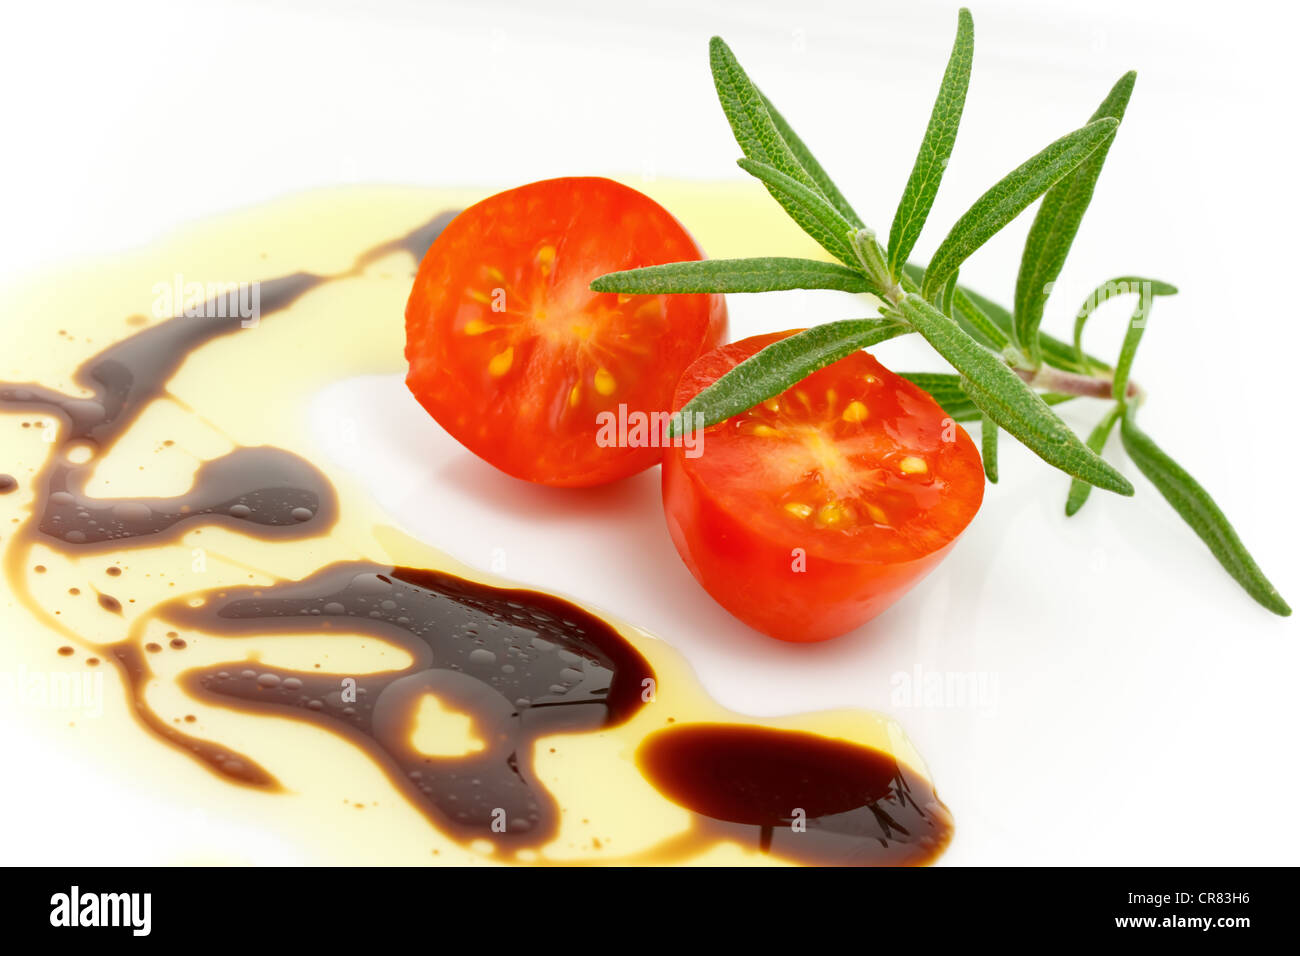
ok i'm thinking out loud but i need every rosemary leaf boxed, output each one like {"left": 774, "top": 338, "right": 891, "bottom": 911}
{"left": 1013, "top": 72, "right": 1137, "bottom": 363}
{"left": 1112, "top": 298, "right": 1153, "bottom": 402}
{"left": 901, "top": 263, "right": 1013, "bottom": 351}
{"left": 938, "top": 270, "right": 959, "bottom": 313}
{"left": 668, "top": 319, "right": 910, "bottom": 437}
{"left": 709, "top": 38, "right": 820, "bottom": 193}
{"left": 590, "top": 257, "right": 882, "bottom": 295}
{"left": 897, "top": 294, "right": 1132, "bottom": 494}
{"left": 1120, "top": 406, "right": 1290, "bottom": 616}
{"left": 759, "top": 90, "right": 864, "bottom": 229}
{"left": 737, "top": 158, "right": 860, "bottom": 266}
{"left": 1072, "top": 276, "right": 1178, "bottom": 369}
{"left": 900, "top": 372, "right": 971, "bottom": 409}
{"left": 955, "top": 280, "right": 1111, "bottom": 373}
{"left": 1065, "top": 404, "right": 1123, "bottom": 516}
{"left": 921, "top": 117, "right": 1119, "bottom": 301}
{"left": 902, "top": 370, "right": 1076, "bottom": 423}
{"left": 980, "top": 413, "right": 999, "bottom": 483}
{"left": 952, "top": 287, "right": 1011, "bottom": 350}
{"left": 887, "top": 8, "right": 974, "bottom": 277}
{"left": 946, "top": 395, "right": 1074, "bottom": 422}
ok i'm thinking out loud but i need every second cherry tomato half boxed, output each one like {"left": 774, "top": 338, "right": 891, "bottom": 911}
{"left": 662, "top": 331, "right": 985, "bottom": 642}
{"left": 405, "top": 177, "right": 727, "bottom": 487}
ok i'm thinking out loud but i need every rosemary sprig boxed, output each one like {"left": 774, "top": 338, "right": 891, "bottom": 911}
{"left": 896, "top": 293, "right": 1131, "bottom": 494}
{"left": 591, "top": 8, "right": 1289, "bottom": 615}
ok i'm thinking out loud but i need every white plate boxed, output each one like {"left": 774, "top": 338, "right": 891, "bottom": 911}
{"left": 2, "top": 0, "right": 1297, "bottom": 865}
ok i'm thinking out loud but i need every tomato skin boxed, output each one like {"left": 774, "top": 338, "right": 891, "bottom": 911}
{"left": 405, "top": 177, "right": 726, "bottom": 487}
{"left": 664, "top": 463, "right": 965, "bottom": 642}
{"left": 662, "top": 332, "right": 984, "bottom": 643}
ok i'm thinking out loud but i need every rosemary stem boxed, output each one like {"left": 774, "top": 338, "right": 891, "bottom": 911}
{"left": 1015, "top": 364, "right": 1139, "bottom": 400}
{"left": 849, "top": 229, "right": 903, "bottom": 304}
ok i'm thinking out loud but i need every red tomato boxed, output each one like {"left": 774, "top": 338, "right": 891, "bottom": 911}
{"left": 405, "top": 177, "right": 727, "bottom": 487}
{"left": 662, "top": 331, "right": 985, "bottom": 642}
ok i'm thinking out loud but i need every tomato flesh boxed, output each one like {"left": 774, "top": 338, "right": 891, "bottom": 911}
{"left": 662, "top": 331, "right": 984, "bottom": 642}
{"left": 405, "top": 177, "right": 726, "bottom": 486}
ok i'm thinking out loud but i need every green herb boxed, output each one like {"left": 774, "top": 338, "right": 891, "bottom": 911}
{"left": 736, "top": 158, "right": 859, "bottom": 266}
{"left": 1111, "top": 298, "right": 1151, "bottom": 403}
{"left": 592, "top": 8, "right": 1289, "bottom": 615}
{"left": 920, "top": 118, "right": 1117, "bottom": 302}
{"left": 1014, "top": 72, "right": 1137, "bottom": 365}
{"left": 759, "top": 91, "right": 863, "bottom": 230}
{"left": 1120, "top": 405, "right": 1290, "bottom": 616}
{"left": 708, "top": 37, "right": 818, "bottom": 193}
{"left": 591, "top": 258, "right": 882, "bottom": 295}
{"left": 896, "top": 293, "right": 1131, "bottom": 494}
{"left": 668, "top": 319, "right": 909, "bottom": 438}
{"left": 953, "top": 286, "right": 1014, "bottom": 354}
{"left": 1064, "top": 404, "right": 1122, "bottom": 516}
{"left": 980, "top": 415, "right": 999, "bottom": 484}
{"left": 953, "top": 278, "right": 1110, "bottom": 373}
{"left": 899, "top": 372, "right": 1074, "bottom": 423}
{"left": 887, "top": 8, "right": 973, "bottom": 278}
{"left": 1071, "top": 276, "right": 1177, "bottom": 370}
{"left": 900, "top": 372, "right": 974, "bottom": 413}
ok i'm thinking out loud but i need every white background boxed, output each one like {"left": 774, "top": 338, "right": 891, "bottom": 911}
{"left": 2, "top": 0, "right": 1297, "bottom": 865}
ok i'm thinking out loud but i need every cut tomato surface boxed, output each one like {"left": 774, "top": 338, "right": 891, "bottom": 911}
{"left": 405, "top": 177, "right": 726, "bottom": 486}
{"left": 663, "top": 331, "right": 985, "bottom": 642}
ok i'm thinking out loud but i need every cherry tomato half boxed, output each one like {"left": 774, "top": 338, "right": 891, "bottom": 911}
{"left": 662, "top": 331, "right": 985, "bottom": 642}
{"left": 405, "top": 177, "right": 726, "bottom": 486}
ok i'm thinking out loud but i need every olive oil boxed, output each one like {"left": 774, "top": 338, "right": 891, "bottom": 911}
{"left": 0, "top": 184, "right": 950, "bottom": 865}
